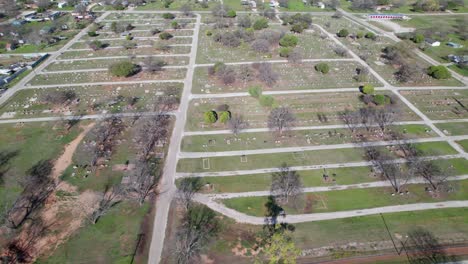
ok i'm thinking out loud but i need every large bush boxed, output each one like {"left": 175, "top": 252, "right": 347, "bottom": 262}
{"left": 253, "top": 18, "right": 269, "bottom": 30}
{"left": 162, "top": 13, "right": 175, "bottom": 19}
{"left": 219, "top": 111, "right": 231, "bottom": 123}
{"left": 248, "top": 86, "right": 262, "bottom": 98}
{"left": 360, "top": 84, "right": 374, "bottom": 94}
{"left": 226, "top": 10, "right": 237, "bottom": 18}
{"left": 279, "top": 34, "right": 298, "bottom": 47}
{"left": 159, "top": 32, "right": 173, "bottom": 40}
{"left": 204, "top": 111, "right": 218, "bottom": 123}
{"left": 314, "top": 63, "right": 330, "bottom": 74}
{"left": 427, "top": 65, "right": 451, "bottom": 79}
{"left": 109, "top": 61, "right": 139, "bottom": 77}
{"left": 337, "top": 29, "right": 349, "bottom": 37}
{"left": 259, "top": 95, "right": 275, "bottom": 107}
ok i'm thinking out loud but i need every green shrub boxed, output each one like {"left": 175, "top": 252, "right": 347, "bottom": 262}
{"left": 219, "top": 111, "right": 231, "bottom": 123}
{"left": 109, "top": 61, "right": 139, "bottom": 77}
{"left": 360, "top": 84, "right": 374, "bottom": 94}
{"left": 290, "top": 24, "right": 304, "bottom": 33}
{"left": 337, "top": 29, "right": 349, "bottom": 37}
{"left": 279, "top": 47, "right": 292, "bottom": 57}
{"left": 365, "top": 32, "right": 376, "bottom": 40}
{"left": 356, "top": 31, "right": 364, "bottom": 39}
{"left": 427, "top": 65, "right": 451, "bottom": 79}
{"left": 259, "top": 95, "right": 275, "bottom": 107}
{"left": 125, "top": 35, "right": 133, "bottom": 40}
{"left": 213, "top": 62, "right": 226, "bottom": 73}
{"left": 314, "top": 63, "right": 330, "bottom": 74}
{"left": 162, "top": 13, "right": 175, "bottom": 19}
{"left": 253, "top": 18, "right": 269, "bottom": 30}
{"left": 373, "top": 94, "right": 389, "bottom": 105}
{"left": 159, "top": 32, "right": 173, "bottom": 40}
{"left": 204, "top": 111, "right": 218, "bottom": 123}
{"left": 227, "top": 10, "right": 237, "bottom": 18}
{"left": 171, "top": 21, "right": 179, "bottom": 29}
{"left": 206, "top": 30, "right": 212, "bottom": 36}
{"left": 279, "top": 34, "right": 298, "bottom": 47}
{"left": 248, "top": 86, "right": 262, "bottom": 98}
{"left": 412, "top": 33, "right": 424, "bottom": 43}
{"left": 88, "top": 31, "right": 98, "bottom": 37}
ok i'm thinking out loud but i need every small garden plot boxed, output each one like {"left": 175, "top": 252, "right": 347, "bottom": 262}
{"left": 0, "top": 83, "right": 182, "bottom": 119}
{"left": 436, "top": 122, "right": 468, "bottom": 136}
{"left": 57, "top": 46, "right": 191, "bottom": 60}
{"left": 0, "top": 121, "right": 84, "bottom": 214}
{"left": 30, "top": 68, "right": 187, "bottom": 86}
{"left": 45, "top": 56, "right": 189, "bottom": 71}
{"left": 176, "top": 141, "right": 457, "bottom": 172}
{"left": 186, "top": 92, "right": 419, "bottom": 131}
{"left": 221, "top": 179, "right": 468, "bottom": 216}
{"left": 180, "top": 158, "right": 468, "bottom": 193}
{"left": 196, "top": 25, "right": 344, "bottom": 64}
{"left": 181, "top": 124, "right": 436, "bottom": 152}
{"left": 400, "top": 89, "right": 468, "bottom": 120}
{"left": 192, "top": 61, "right": 382, "bottom": 94}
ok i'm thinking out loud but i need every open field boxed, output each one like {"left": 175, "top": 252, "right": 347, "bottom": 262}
{"left": 457, "top": 139, "right": 468, "bottom": 152}
{"left": 186, "top": 92, "right": 420, "bottom": 131}
{"left": 436, "top": 122, "right": 468, "bottom": 135}
{"left": 192, "top": 61, "right": 382, "bottom": 94}
{"left": 181, "top": 124, "right": 436, "bottom": 152}
{"left": 176, "top": 141, "right": 457, "bottom": 173}
{"left": 222, "top": 179, "right": 468, "bottom": 216}
{"left": 400, "top": 89, "right": 468, "bottom": 120}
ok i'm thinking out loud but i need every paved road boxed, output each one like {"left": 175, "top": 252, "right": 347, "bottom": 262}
{"left": 147, "top": 13, "right": 201, "bottom": 264}
{"left": 0, "top": 12, "right": 111, "bottom": 107}
{"left": 175, "top": 154, "right": 463, "bottom": 178}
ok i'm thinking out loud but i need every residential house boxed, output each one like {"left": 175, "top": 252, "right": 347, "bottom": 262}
{"left": 316, "top": 2, "right": 325, "bottom": 8}
{"left": 58, "top": 2, "right": 67, "bottom": 8}
{"left": 447, "top": 42, "right": 463, "bottom": 48}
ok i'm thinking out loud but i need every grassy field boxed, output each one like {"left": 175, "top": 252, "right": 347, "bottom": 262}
{"left": 176, "top": 141, "right": 457, "bottom": 173}
{"left": 57, "top": 45, "right": 191, "bottom": 60}
{"left": 400, "top": 89, "right": 468, "bottom": 120}
{"left": 436, "top": 122, "right": 468, "bottom": 135}
{"left": 196, "top": 24, "right": 344, "bottom": 64}
{"left": 192, "top": 61, "right": 382, "bottom": 94}
{"left": 222, "top": 179, "right": 468, "bottom": 216}
{"left": 181, "top": 124, "right": 436, "bottom": 152}
{"left": 185, "top": 92, "right": 420, "bottom": 131}
{"left": 457, "top": 139, "right": 468, "bottom": 152}
{"left": 0, "top": 122, "right": 83, "bottom": 215}
{"left": 177, "top": 158, "right": 468, "bottom": 193}
{"left": 37, "top": 201, "right": 150, "bottom": 264}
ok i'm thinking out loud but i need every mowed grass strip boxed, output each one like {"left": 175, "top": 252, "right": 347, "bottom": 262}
{"left": 456, "top": 139, "right": 468, "bottom": 152}
{"left": 186, "top": 92, "right": 420, "bottom": 131}
{"left": 181, "top": 124, "right": 436, "bottom": 152}
{"left": 221, "top": 179, "right": 468, "bottom": 216}
{"left": 176, "top": 141, "right": 458, "bottom": 173}
{"left": 177, "top": 158, "right": 468, "bottom": 193}
{"left": 436, "top": 122, "right": 468, "bottom": 136}
{"left": 192, "top": 61, "right": 382, "bottom": 94}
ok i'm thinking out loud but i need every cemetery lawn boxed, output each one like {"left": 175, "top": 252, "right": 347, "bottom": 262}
{"left": 456, "top": 139, "right": 468, "bottom": 152}
{"left": 435, "top": 122, "right": 468, "bottom": 136}
{"left": 180, "top": 124, "right": 436, "bottom": 152}
{"left": 176, "top": 158, "right": 468, "bottom": 193}
{"left": 221, "top": 179, "right": 468, "bottom": 216}
{"left": 176, "top": 141, "right": 457, "bottom": 173}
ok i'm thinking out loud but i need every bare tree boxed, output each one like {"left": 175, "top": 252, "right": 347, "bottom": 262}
{"left": 410, "top": 160, "right": 448, "bottom": 192}
{"left": 91, "top": 183, "right": 124, "bottom": 224}
{"left": 373, "top": 106, "right": 396, "bottom": 133}
{"left": 406, "top": 227, "right": 458, "bottom": 264}
{"left": 177, "top": 177, "right": 203, "bottom": 210}
{"left": 89, "top": 117, "right": 126, "bottom": 171}
{"left": 128, "top": 160, "right": 159, "bottom": 205}
{"left": 251, "top": 39, "right": 270, "bottom": 53}
{"left": 255, "top": 62, "right": 278, "bottom": 86}
{"left": 333, "top": 46, "right": 348, "bottom": 57}
{"left": 144, "top": 56, "right": 166, "bottom": 73}
{"left": 40, "top": 90, "right": 77, "bottom": 106}
{"left": 287, "top": 49, "right": 303, "bottom": 64}
{"left": 74, "top": 4, "right": 87, "bottom": 15}
{"left": 135, "top": 115, "right": 170, "bottom": 160}
{"left": 228, "top": 114, "right": 249, "bottom": 135}
{"left": 179, "top": 4, "right": 193, "bottom": 17}
{"left": 358, "top": 107, "right": 375, "bottom": 132}
{"left": 268, "top": 107, "right": 295, "bottom": 135}
{"left": 271, "top": 163, "right": 303, "bottom": 203}
{"left": 238, "top": 15, "right": 252, "bottom": 28}
{"left": 340, "top": 109, "right": 359, "bottom": 134}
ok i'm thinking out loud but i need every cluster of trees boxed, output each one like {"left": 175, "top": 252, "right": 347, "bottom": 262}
{"left": 110, "top": 21, "right": 134, "bottom": 34}
{"left": 88, "top": 40, "right": 106, "bottom": 51}
{"left": 268, "top": 106, "right": 296, "bottom": 135}
{"left": 427, "top": 65, "right": 451, "bottom": 79}
{"left": 175, "top": 178, "right": 220, "bottom": 263}
{"left": 207, "top": 62, "right": 280, "bottom": 87}
{"left": 40, "top": 90, "right": 77, "bottom": 106}
{"left": 109, "top": 61, "right": 140, "bottom": 77}
{"left": 203, "top": 105, "right": 250, "bottom": 136}
{"left": 204, "top": 109, "right": 231, "bottom": 124}
{"left": 382, "top": 44, "right": 425, "bottom": 83}
{"left": 248, "top": 86, "right": 276, "bottom": 107}
{"left": 281, "top": 13, "right": 313, "bottom": 33}
{"left": 208, "top": 62, "right": 237, "bottom": 85}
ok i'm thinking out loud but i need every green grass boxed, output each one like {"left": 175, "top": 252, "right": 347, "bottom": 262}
{"left": 456, "top": 139, "right": 468, "bottom": 152}
{"left": 181, "top": 125, "right": 436, "bottom": 152}
{"left": 436, "top": 122, "right": 468, "bottom": 135}
{"left": 176, "top": 141, "right": 457, "bottom": 173}
{"left": 37, "top": 201, "right": 150, "bottom": 264}
{"left": 279, "top": 0, "right": 334, "bottom": 11}
{"left": 0, "top": 122, "right": 83, "bottom": 212}
{"left": 449, "top": 64, "right": 468, "bottom": 77}
{"left": 222, "top": 179, "right": 468, "bottom": 216}
{"left": 177, "top": 158, "right": 468, "bottom": 193}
